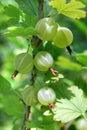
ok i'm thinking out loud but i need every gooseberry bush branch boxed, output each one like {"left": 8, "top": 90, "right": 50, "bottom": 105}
{"left": 22, "top": 1, "right": 44, "bottom": 130}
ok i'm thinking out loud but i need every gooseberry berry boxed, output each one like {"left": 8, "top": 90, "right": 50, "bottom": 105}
{"left": 53, "top": 27, "right": 73, "bottom": 48}
{"left": 37, "top": 87, "right": 56, "bottom": 106}
{"left": 34, "top": 51, "right": 53, "bottom": 72}
{"left": 22, "top": 85, "right": 38, "bottom": 106}
{"left": 14, "top": 52, "right": 33, "bottom": 74}
{"left": 35, "top": 17, "right": 57, "bottom": 41}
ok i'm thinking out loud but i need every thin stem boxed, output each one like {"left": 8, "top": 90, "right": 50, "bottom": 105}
{"left": 30, "top": 72, "right": 37, "bottom": 86}
{"left": 38, "top": 0, "right": 44, "bottom": 19}
{"left": 22, "top": 106, "right": 31, "bottom": 130}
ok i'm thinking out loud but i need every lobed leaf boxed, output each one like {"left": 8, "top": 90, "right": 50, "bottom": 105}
{"left": 49, "top": 0, "right": 66, "bottom": 10}
{"left": 49, "top": 0, "right": 86, "bottom": 19}
{"left": 53, "top": 86, "right": 87, "bottom": 123}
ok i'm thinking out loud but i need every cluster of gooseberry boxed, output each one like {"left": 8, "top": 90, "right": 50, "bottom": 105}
{"left": 12, "top": 51, "right": 55, "bottom": 106}
{"left": 12, "top": 51, "right": 54, "bottom": 75}
{"left": 12, "top": 17, "right": 73, "bottom": 107}
{"left": 35, "top": 17, "right": 73, "bottom": 48}
{"left": 22, "top": 86, "right": 56, "bottom": 107}
{"left": 12, "top": 17, "right": 73, "bottom": 77}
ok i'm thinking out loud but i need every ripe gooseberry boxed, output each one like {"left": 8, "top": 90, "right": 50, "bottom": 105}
{"left": 34, "top": 51, "right": 53, "bottom": 72}
{"left": 22, "top": 85, "right": 38, "bottom": 106}
{"left": 37, "top": 87, "right": 56, "bottom": 106}
{"left": 35, "top": 17, "right": 57, "bottom": 41}
{"left": 14, "top": 52, "right": 33, "bottom": 74}
{"left": 53, "top": 27, "right": 73, "bottom": 48}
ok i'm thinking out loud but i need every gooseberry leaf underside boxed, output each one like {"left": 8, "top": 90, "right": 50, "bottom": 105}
{"left": 53, "top": 86, "right": 87, "bottom": 123}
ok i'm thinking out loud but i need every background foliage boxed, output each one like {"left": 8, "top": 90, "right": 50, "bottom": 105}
{"left": 0, "top": 0, "right": 87, "bottom": 130}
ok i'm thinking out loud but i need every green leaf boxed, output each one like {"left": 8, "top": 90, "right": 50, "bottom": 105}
{"left": 3, "top": 94, "right": 25, "bottom": 118}
{"left": 0, "top": 0, "right": 18, "bottom": 7}
{"left": 49, "top": 0, "right": 86, "bottom": 19}
{"left": 5, "top": 5, "right": 21, "bottom": 18}
{"left": 2, "top": 5, "right": 22, "bottom": 27}
{"left": 22, "top": 14, "right": 38, "bottom": 27}
{"left": 56, "top": 56, "right": 82, "bottom": 71}
{"left": 15, "top": 0, "right": 38, "bottom": 16}
{"left": 53, "top": 86, "right": 87, "bottom": 123}
{"left": 76, "top": 52, "right": 87, "bottom": 66}
{"left": 4, "top": 26, "right": 38, "bottom": 37}
{"left": 0, "top": 74, "right": 11, "bottom": 94}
